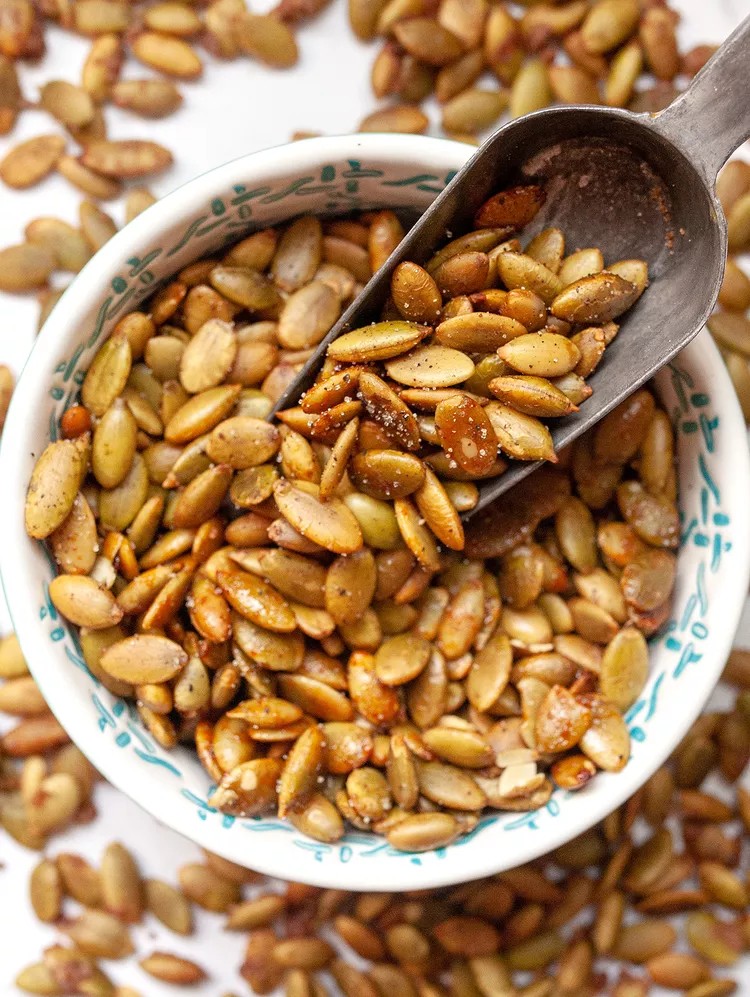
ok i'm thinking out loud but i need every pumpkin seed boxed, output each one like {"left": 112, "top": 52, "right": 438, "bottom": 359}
{"left": 236, "top": 12, "right": 298, "bottom": 67}
{"left": 274, "top": 479, "right": 363, "bottom": 554}
{"left": 101, "top": 841, "right": 143, "bottom": 923}
{"left": 386, "top": 812, "right": 459, "bottom": 851}
{"left": 100, "top": 634, "right": 187, "bottom": 683}
{"left": 0, "top": 243, "right": 56, "bottom": 291}
{"left": 551, "top": 272, "right": 639, "bottom": 324}
{"left": 0, "top": 134, "right": 65, "bottom": 189}
{"left": 82, "top": 33, "right": 123, "bottom": 101}
{"left": 81, "top": 139, "right": 173, "bottom": 178}
{"left": 63, "top": 909, "right": 135, "bottom": 959}
{"left": 49, "top": 574, "right": 123, "bottom": 629}
{"left": 30, "top": 859, "right": 62, "bottom": 923}
{"left": 40, "top": 80, "right": 95, "bottom": 127}
{"left": 485, "top": 401, "right": 556, "bottom": 462}
{"left": 579, "top": 693, "right": 630, "bottom": 771}
{"left": 56, "top": 154, "right": 121, "bottom": 199}
{"left": 581, "top": 0, "right": 640, "bottom": 54}
{"left": 498, "top": 332, "right": 580, "bottom": 377}
{"left": 288, "top": 792, "right": 345, "bottom": 842}
{"left": 140, "top": 952, "right": 206, "bottom": 984}
{"left": 442, "top": 88, "right": 508, "bottom": 134}
{"left": 360, "top": 104, "right": 429, "bottom": 134}
{"left": 73, "top": 0, "right": 130, "bottom": 34}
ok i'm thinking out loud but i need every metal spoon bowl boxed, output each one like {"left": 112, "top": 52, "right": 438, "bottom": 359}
{"left": 274, "top": 15, "right": 750, "bottom": 516}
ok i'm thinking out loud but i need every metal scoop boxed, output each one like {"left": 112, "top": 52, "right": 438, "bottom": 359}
{"left": 274, "top": 15, "right": 750, "bottom": 517}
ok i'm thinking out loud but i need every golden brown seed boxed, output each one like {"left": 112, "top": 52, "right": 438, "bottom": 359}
{"left": 73, "top": 0, "right": 131, "bottom": 34}
{"left": 617, "top": 480, "right": 680, "bottom": 549}
{"left": 599, "top": 626, "right": 648, "bottom": 711}
{"left": 580, "top": 0, "right": 639, "bottom": 54}
{"left": 0, "top": 675, "right": 46, "bottom": 716}
{"left": 510, "top": 58, "right": 551, "bottom": 119}
{"left": 165, "top": 385, "right": 241, "bottom": 445}
{"left": 360, "top": 104, "right": 429, "bottom": 134}
{"left": 605, "top": 38, "right": 643, "bottom": 107}
{"left": 30, "top": 859, "right": 62, "bottom": 922}
{"left": 348, "top": 650, "right": 400, "bottom": 727}
{"left": 226, "top": 893, "right": 286, "bottom": 932}
{"left": 686, "top": 910, "right": 742, "bottom": 966}
{"left": 334, "top": 915, "right": 386, "bottom": 961}
{"left": 101, "top": 842, "right": 143, "bottom": 923}
{"left": 328, "top": 321, "right": 427, "bottom": 363}
{"left": 551, "top": 272, "right": 639, "bottom": 324}
{"left": 535, "top": 684, "right": 592, "bottom": 753}
{"left": 386, "top": 812, "right": 459, "bottom": 852}
{"left": 498, "top": 332, "right": 581, "bottom": 377}
{"left": 49, "top": 574, "right": 124, "bottom": 629}
{"left": 100, "top": 634, "right": 188, "bottom": 684}
{"left": 437, "top": 313, "right": 524, "bottom": 354}
{"left": 143, "top": 1, "right": 201, "bottom": 34}
{"left": 0, "top": 55, "right": 21, "bottom": 134}
{"left": 434, "top": 395, "right": 499, "bottom": 477}
{"left": 271, "top": 216, "right": 322, "bottom": 292}
{"left": 391, "top": 261, "right": 442, "bottom": 324}
{"left": 79, "top": 199, "right": 117, "bottom": 251}
{"left": 140, "top": 952, "right": 206, "bottom": 984}
{"left": 56, "top": 853, "right": 102, "bottom": 907}
{"left": 719, "top": 258, "right": 750, "bottom": 311}
{"left": 392, "top": 17, "right": 463, "bottom": 66}
{"left": 442, "top": 89, "right": 508, "bottom": 134}
{"left": 708, "top": 311, "right": 750, "bottom": 356}
{"left": 143, "top": 880, "right": 193, "bottom": 936}
{"left": 579, "top": 693, "right": 630, "bottom": 771}
{"left": 549, "top": 64, "right": 600, "bottom": 104}
{"left": 485, "top": 401, "right": 556, "bottom": 463}
{"left": 236, "top": 12, "right": 299, "bottom": 67}
{"left": 0, "top": 135, "right": 66, "bottom": 189}
{"left": 25, "top": 217, "right": 91, "bottom": 273}
{"left": 288, "top": 792, "right": 345, "bottom": 842}
{"left": 92, "top": 398, "right": 137, "bottom": 489}
{"left": 178, "top": 862, "right": 241, "bottom": 912}
{"left": 82, "top": 33, "right": 124, "bottom": 102}
{"left": 698, "top": 862, "right": 749, "bottom": 909}
{"left": 63, "top": 908, "right": 135, "bottom": 959}
{"left": 489, "top": 374, "right": 576, "bottom": 417}
{"left": 274, "top": 480, "right": 363, "bottom": 554}
{"left": 0, "top": 243, "right": 56, "bottom": 291}
{"left": 277, "top": 724, "right": 326, "bottom": 817}
{"left": 278, "top": 281, "right": 340, "bottom": 350}
{"left": 349, "top": 450, "right": 425, "bottom": 500}
{"left": 640, "top": 7, "right": 680, "bottom": 80}
{"left": 433, "top": 251, "right": 491, "bottom": 298}
{"left": 131, "top": 31, "right": 202, "bottom": 77}
{"left": 40, "top": 80, "right": 95, "bottom": 128}
{"left": 81, "top": 139, "right": 173, "bottom": 178}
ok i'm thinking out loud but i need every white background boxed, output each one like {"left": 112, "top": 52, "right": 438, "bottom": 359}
{"left": 1, "top": 0, "right": 750, "bottom": 992}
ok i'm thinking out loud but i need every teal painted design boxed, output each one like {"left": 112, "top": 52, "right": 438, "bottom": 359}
{"left": 32, "top": 159, "right": 728, "bottom": 868}
{"left": 166, "top": 216, "right": 209, "bottom": 257}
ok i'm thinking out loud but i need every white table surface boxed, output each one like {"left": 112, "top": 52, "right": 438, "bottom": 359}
{"left": 2, "top": 0, "right": 750, "bottom": 991}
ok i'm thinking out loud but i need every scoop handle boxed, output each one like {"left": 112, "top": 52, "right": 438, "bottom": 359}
{"left": 652, "top": 13, "right": 750, "bottom": 182}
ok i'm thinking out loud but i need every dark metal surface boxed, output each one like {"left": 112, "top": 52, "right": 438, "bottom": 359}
{"left": 273, "top": 15, "right": 750, "bottom": 519}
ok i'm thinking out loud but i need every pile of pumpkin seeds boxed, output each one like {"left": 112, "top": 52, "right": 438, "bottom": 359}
{"left": 351, "top": 0, "right": 718, "bottom": 138}
{"left": 21, "top": 185, "right": 680, "bottom": 847}
{"left": 3, "top": 631, "right": 750, "bottom": 993}
{"left": 0, "top": 0, "right": 728, "bottom": 316}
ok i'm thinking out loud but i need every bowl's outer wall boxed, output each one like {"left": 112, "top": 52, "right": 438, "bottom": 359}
{"left": 2, "top": 135, "right": 749, "bottom": 890}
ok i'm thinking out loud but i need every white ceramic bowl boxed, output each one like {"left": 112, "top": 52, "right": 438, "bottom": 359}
{"left": 3, "top": 134, "right": 749, "bottom": 891}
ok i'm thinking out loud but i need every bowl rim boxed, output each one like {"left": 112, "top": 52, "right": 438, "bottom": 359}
{"left": 2, "top": 133, "right": 749, "bottom": 890}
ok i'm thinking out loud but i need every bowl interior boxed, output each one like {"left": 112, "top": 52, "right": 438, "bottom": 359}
{"left": 2, "top": 137, "right": 749, "bottom": 891}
